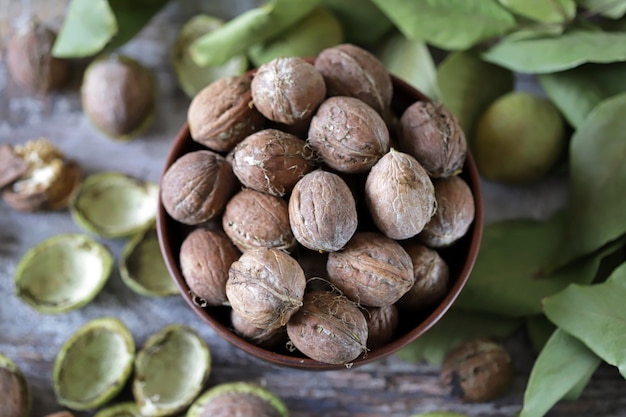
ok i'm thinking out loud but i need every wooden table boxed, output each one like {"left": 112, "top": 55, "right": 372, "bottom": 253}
{"left": 1, "top": 1, "right": 625, "bottom": 416}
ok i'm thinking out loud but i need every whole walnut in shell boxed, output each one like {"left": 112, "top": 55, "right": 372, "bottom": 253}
{"left": 188, "top": 74, "right": 264, "bottom": 152}
{"left": 308, "top": 96, "right": 390, "bottom": 173}
{"left": 230, "top": 129, "right": 316, "bottom": 196}
{"left": 326, "top": 232, "right": 414, "bottom": 307}
{"left": 180, "top": 228, "right": 240, "bottom": 306}
{"left": 419, "top": 175, "right": 475, "bottom": 248}
{"left": 286, "top": 290, "right": 368, "bottom": 365}
{"left": 289, "top": 170, "right": 357, "bottom": 252}
{"left": 6, "top": 19, "right": 68, "bottom": 93}
{"left": 161, "top": 150, "right": 236, "bottom": 225}
{"left": 230, "top": 309, "right": 287, "bottom": 350}
{"left": 398, "top": 101, "right": 467, "bottom": 178}
{"left": 81, "top": 55, "right": 155, "bottom": 140}
{"left": 440, "top": 338, "right": 514, "bottom": 402}
{"left": 226, "top": 248, "right": 306, "bottom": 331}
{"left": 315, "top": 43, "right": 392, "bottom": 115}
{"left": 396, "top": 244, "right": 450, "bottom": 311}
{"left": 365, "top": 304, "right": 399, "bottom": 350}
{"left": 222, "top": 188, "right": 295, "bottom": 252}
{"left": 365, "top": 149, "right": 436, "bottom": 240}
{"left": 251, "top": 56, "right": 326, "bottom": 125}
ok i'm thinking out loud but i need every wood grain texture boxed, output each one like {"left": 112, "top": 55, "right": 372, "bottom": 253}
{"left": 1, "top": 1, "right": 625, "bottom": 417}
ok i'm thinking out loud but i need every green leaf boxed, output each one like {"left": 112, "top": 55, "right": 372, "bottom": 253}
{"left": 190, "top": 0, "right": 323, "bottom": 67}
{"left": 105, "top": 0, "right": 170, "bottom": 51}
{"left": 554, "top": 93, "right": 626, "bottom": 266}
{"left": 525, "top": 315, "right": 556, "bottom": 353}
{"left": 481, "top": 29, "right": 626, "bottom": 73}
{"left": 323, "top": 0, "right": 393, "bottom": 46}
{"left": 498, "top": 0, "right": 576, "bottom": 23}
{"left": 538, "top": 62, "right": 626, "bottom": 128}
{"left": 519, "top": 329, "right": 601, "bottom": 417}
{"left": 577, "top": 0, "right": 626, "bottom": 19}
{"left": 436, "top": 51, "right": 514, "bottom": 139}
{"left": 543, "top": 261, "right": 626, "bottom": 378}
{"left": 455, "top": 212, "right": 617, "bottom": 317}
{"left": 369, "top": 0, "right": 516, "bottom": 50}
{"left": 395, "top": 308, "right": 521, "bottom": 365}
{"left": 52, "top": 0, "right": 117, "bottom": 57}
{"left": 379, "top": 33, "right": 439, "bottom": 101}
{"left": 504, "top": 24, "right": 564, "bottom": 42}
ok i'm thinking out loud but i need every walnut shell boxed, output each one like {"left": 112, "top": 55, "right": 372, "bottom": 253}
{"left": 6, "top": 20, "right": 68, "bottom": 93}
{"left": 398, "top": 101, "right": 467, "bottom": 178}
{"left": 365, "top": 304, "right": 399, "bottom": 350}
{"left": 315, "top": 43, "right": 392, "bottom": 115}
{"left": 286, "top": 291, "right": 368, "bottom": 364}
{"left": 222, "top": 188, "right": 295, "bottom": 252}
{"left": 226, "top": 248, "right": 306, "bottom": 331}
{"left": 0, "top": 145, "right": 27, "bottom": 189}
{"left": 308, "top": 96, "right": 390, "bottom": 173}
{"left": 440, "top": 339, "right": 514, "bottom": 402}
{"left": 180, "top": 228, "right": 240, "bottom": 306}
{"left": 365, "top": 149, "right": 436, "bottom": 240}
{"left": 419, "top": 175, "right": 475, "bottom": 248}
{"left": 326, "top": 232, "right": 414, "bottom": 307}
{"left": 188, "top": 74, "right": 264, "bottom": 152}
{"left": 289, "top": 170, "right": 357, "bottom": 252}
{"left": 230, "top": 309, "right": 287, "bottom": 350}
{"left": 161, "top": 150, "right": 236, "bottom": 225}
{"left": 230, "top": 129, "right": 316, "bottom": 196}
{"left": 396, "top": 244, "right": 450, "bottom": 311}
{"left": 251, "top": 56, "right": 326, "bottom": 125}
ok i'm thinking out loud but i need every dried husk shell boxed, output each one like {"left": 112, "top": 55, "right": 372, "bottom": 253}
{"left": 419, "top": 176, "right": 475, "bottom": 248}
{"left": 93, "top": 402, "right": 140, "bottom": 417}
{"left": 161, "top": 150, "right": 236, "bottom": 225}
{"left": 365, "top": 149, "right": 436, "bottom": 240}
{"left": 226, "top": 248, "right": 306, "bottom": 331}
{"left": 230, "top": 128, "right": 316, "bottom": 196}
{"left": 289, "top": 170, "right": 358, "bottom": 252}
{"left": 286, "top": 290, "right": 368, "bottom": 364}
{"left": 0, "top": 353, "right": 30, "bottom": 417}
{"left": 187, "top": 382, "right": 288, "bottom": 417}
{"left": 222, "top": 188, "right": 296, "bottom": 252}
{"left": 398, "top": 101, "right": 467, "bottom": 178}
{"left": 308, "top": 96, "right": 390, "bottom": 173}
{"left": 326, "top": 232, "right": 414, "bottom": 307}
{"left": 180, "top": 228, "right": 240, "bottom": 306}
{"left": 188, "top": 74, "right": 264, "bottom": 152}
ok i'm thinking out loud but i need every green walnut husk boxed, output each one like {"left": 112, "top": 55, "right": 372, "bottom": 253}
{"left": 70, "top": 172, "right": 158, "bottom": 238}
{"left": 187, "top": 382, "right": 289, "bottom": 417}
{"left": 94, "top": 402, "right": 140, "bottom": 417}
{"left": 133, "top": 325, "right": 211, "bottom": 417}
{"left": 119, "top": 227, "right": 178, "bottom": 297}
{"left": 172, "top": 14, "right": 248, "bottom": 98}
{"left": 247, "top": 6, "right": 343, "bottom": 67}
{"left": 0, "top": 353, "right": 31, "bottom": 417}
{"left": 14, "top": 234, "right": 113, "bottom": 314}
{"left": 53, "top": 317, "right": 135, "bottom": 411}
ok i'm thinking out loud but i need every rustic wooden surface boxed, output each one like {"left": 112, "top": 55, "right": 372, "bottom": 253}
{"left": 1, "top": 1, "right": 625, "bottom": 416}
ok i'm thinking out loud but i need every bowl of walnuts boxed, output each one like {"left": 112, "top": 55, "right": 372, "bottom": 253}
{"left": 157, "top": 44, "right": 483, "bottom": 370}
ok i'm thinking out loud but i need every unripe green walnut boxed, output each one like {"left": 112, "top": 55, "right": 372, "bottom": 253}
{"left": 473, "top": 92, "right": 565, "bottom": 184}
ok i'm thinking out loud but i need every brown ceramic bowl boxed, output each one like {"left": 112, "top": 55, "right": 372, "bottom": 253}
{"left": 157, "top": 66, "right": 484, "bottom": 370}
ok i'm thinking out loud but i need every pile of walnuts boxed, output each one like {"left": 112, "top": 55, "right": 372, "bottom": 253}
{"left": 161, "top": 43, "right": 475, "bottom": 365}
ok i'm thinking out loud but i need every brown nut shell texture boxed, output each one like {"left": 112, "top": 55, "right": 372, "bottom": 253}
{"left": 230, "top": 129, "right": 316, "bottom": 196}
{"left": 226, "top": 248, "right": 306, "bottom": 331}
{"left": 326, "top": 232, "right": 414, "bottom": 307}
{"left": 289, "top": 170, "right": 358, "bottom": 252}
{"left": 194, "top": 390, "right": 283, "bottom": 417}
{"left": 286, "top": 290, "right": 368, "bottom": 365}
{"left": 188, "top": 74, "right": 264, "bottom": 152}
{"left": 161, "top": 150, "right": 236, "bottom": 225}
{"left": 251, "top": 56, "right": 326, "bottom": 125}
{"left": 222, "top": 188, "right": 295, "bottom": 252}
{"left": 419, "top": 175, "right": 475, "bottom": 248}
{"left": 365, "top": 304, "right": 399, "bottom": 350}
{"left": 308, "top": 96, "right": 390, "bottom": 173}
{"left": 315, "top": 43, "right": 392, "bottom": 115}
{"left": 396, "top": 244, "right": 450, "bottom": 312}
{"left": 365, "top": 149, "right": 436, "bottom": 240}
{"left": 180, "top": 228, "right": 240, "bottom": 306}
{"left": 399, "top": 101, "right": 467, "bottom": 178}
{"left": 230, "top": 309, "right": 287, "bottom": 350}
{"left": 440, "top": 338, "right": 514, "bottom": 402}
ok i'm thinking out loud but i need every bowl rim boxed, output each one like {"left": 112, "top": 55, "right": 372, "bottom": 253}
{"left": 156, "top": 72, "right": 484, "bottom": 371}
